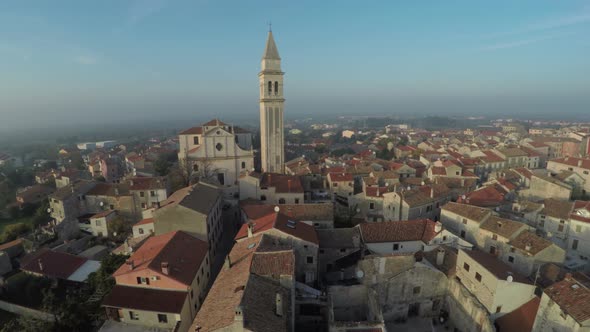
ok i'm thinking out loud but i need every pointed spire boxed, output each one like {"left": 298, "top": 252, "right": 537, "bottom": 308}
{"left": 262, "top": 30, "right": 281, "bottom": 60}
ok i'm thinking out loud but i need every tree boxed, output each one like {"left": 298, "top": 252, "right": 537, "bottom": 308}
{"left": 0, "top": 223, "right": 31, "bottom": 243}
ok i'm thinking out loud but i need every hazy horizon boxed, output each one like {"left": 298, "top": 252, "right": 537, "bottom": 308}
{"left": 1, "top": 0, "right": 590, "bottom": 132}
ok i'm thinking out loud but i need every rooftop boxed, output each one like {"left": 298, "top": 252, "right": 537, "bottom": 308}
{"left": 461, "top": 249, "right": 530, "bottom": 284}
{"left": 544, "top": 273, "right": 590, "bottom": 324}
{"left": 441, "top": 202, "right": 491, "bottom": 222}
{"left": 103, "top": 285, "right": 187, "bottom": 313}
{"left": 359, "top": 219, "right": 441, "bottom": 244}
{"left": 479, "top": 216, "right": 526, "bottom": 239}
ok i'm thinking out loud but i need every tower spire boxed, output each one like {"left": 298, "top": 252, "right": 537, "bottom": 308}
{"left": 262, "top": 30, "right": 280, "bottom": 60}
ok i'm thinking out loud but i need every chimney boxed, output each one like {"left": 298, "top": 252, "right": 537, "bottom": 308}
{"left": 38, "top": 259, "right": 44, "bottom": 271}
{"left": 436, "top": 248, "right": 445, "bottom": 266}
{"left": 430, "top": 187, "right": 434, "bottom": 198}
{"left": 127, "top": 259, "right": 135, "bottom": 270}
{"left": 268, "top": 174, "right": 271, "bottom": 184}
{"left": 247, "top": 222, "right": 254, "bottom": 238}
{"left": 352, "top": 235, "right": 360, "bottom": 248}
{"left": 525, "top": 242, "right": 532, "bottom": 252}
{"left": 434, "top": 221, "right": 442, "bottom": 233}
{"left": 578, "top": 160, "right": 583, "bottom": 167}
{"left": 161, "top": 262, "right": 169, "bottom": 275}
{"left": 565, "top": 273, "right": 573, "bottom": 281}
{"left": 130, "top": 180, "right": 134, "bottom": 186}
{"left": 224, "top": 255, "right": 232, "bottom": 270}
{"left": 275, "top": 293, "right": 283, "bottom": 317}
{"left": 114, "top": 188, "right": 119, "bottom": 196}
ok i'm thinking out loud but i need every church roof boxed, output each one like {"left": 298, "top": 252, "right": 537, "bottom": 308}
{"left": 262, "top": 31, "right": 280, "bottom": 60}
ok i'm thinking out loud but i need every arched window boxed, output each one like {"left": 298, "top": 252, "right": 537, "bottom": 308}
{"left": 274, "top": 81, "right": 279, "bottom": 95}
{"left": 268, "top": 81, "right": 272, "bottom": 94}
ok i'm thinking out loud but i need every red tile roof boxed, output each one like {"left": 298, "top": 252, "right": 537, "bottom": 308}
{"left": 114, "top": 231, "right": 208, "bottom": 286}
{"left": 328, "top": 172, "right": 353, "bottom": 182}
{"left": 103, "top": 285, "right": 187, "bottom": 313}
{"left": 237, "top": 210, "right": 319, "bottom": 245}
{"left": 550, "top": 157, "right": 590, "bottom": 170}
{"left": 90, "top": 210, "right": 115, "bottom": 219}
{"left": 544, "top": 273, "right": 590, "bottom": 324}
{"left": 128, "top": 176, "right": 167, "bottom": 191}
{"left": 250, "top": 250, "right": 294, "bottom": 277}
{"left": 462, "top": 249, "right": 530, "bottom": 284}
{"left": 494, "top": 297, "right": 540, "bottom": 332}
{"left": 134, "top": 218, "right": 154, "bottom": 226}
{"left": 260, "top": 173, "right": 304, "bottom": 193}
{"left": 359, "top": 219, "right": 441, "bottom": 243}
{"left": 481, "top": 150, "right": 505, "bottom": 163}
{"left": 0, "top": 238, "right": 23, "bottom": 252}
{"left": 21, "top": 249, "right": 87, "bottom": 279}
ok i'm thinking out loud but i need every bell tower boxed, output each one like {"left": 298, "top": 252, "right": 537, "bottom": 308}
{"left": 259, "top": 29, "right": 285, "bottom": 173}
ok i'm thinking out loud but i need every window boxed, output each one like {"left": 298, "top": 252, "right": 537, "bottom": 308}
{"left": 109, "top": 204, "right": 114, "bottom": 210}
{"left": 573, "top": 239, "right": 579, "bottom": 250}
{"left": 197, "top": 276, "right": 200, "bottom": 285}
{"left": 278, "top": 198, "right": 286, "bottom": 204}
{"left": 217, "top": 173, "right": 225, "bottom": 185}
{"left": 460, "top": 230, "right": 466, "bottom": 239}
{"left": 319, "top": 249, "right": 325, "bottom": 254}
{"left": 510, "top": 247, "right": 515, "bottom": 253}
{"left": 463, "top": 263, "right": 470, "bottom": 271}
{"left": 475, "top": 272, "right": 482, "bottom": 282}
{"left": 95, "top": 220, "right": 102, "bottom": 226}
{"left": 496, "top": 306, "right": 502, "bottom": 313}
{"left": 140, "top": 191, "right": 145, "bottom": 197}
{"left": 193, "top": 136, "right": 199, "bottom": 145}
{"left": 216, "top": 143, "right": 223, "bottom": 151}
{"left": 576, "top": 225, "right": 582, "bottom": 233}
{"left": 241, "top": 161, "right": 246, "bottom": 169}
{"left": 268, "top": 81, "right": 272, "bottom": 94}
{"left": 295, "top": 198, "right": 300, "bottom": 204}
{"left": 141, "top": 203, "right": 146, "bottom": 209}
{"left": 340, "top": 248, "right": 346, "bottom": 253}
{"left": 260, "top": 195, "right": 267, "bottom": 201}
{"left": 157, "top": 314, "right": 168, "bottom": 323}
{"left": 489, "top": 246, "right": 496, "bottom": 255}
{"left": 369, "top": 202, "right": 375, "bottom": 210}
{"left": 193, "top": 164, "right": 199, "bottom": 172}
{"left": 139, "top": 228, "right": 144, "bottom": 235}
{"left": 462, "top": 218, "right": 467, "bottom": 225}
{"left": 274, "top": 81, "right": 279, "bottom": 95}
{"left": 508, "top": 256, "right": 514, "bottom": 263}
{"left": 333, "top": 182, "right": 338, "bottom": 187}
{"left": 584, "top": 171, "right": 589, "bottom": 175}
{"left": 306, "top": 256, "right": 314, "bottom": 264}
{"left": 558, "top": 224, "right": 565, "bottom": 232}
{"left": 413, "top": 286, "right": 421, "bottom": 294}
{"left": 129, "top": 311, "right": 139, "bottom": 320}
{"left": 150, "top": 191, "right": 155, "bottom": 197}
{"left": 492, "top": 234, "right": 498, "bottom": 241}
{"left": 393, "top": 243, "right": 400, "bottom": 251}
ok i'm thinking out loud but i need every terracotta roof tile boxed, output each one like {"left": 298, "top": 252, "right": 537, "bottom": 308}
{"left": 494, "top": 297, "right": 540, "bottom": 332}
{"left": 237, "top": 210, "right": 319, "bottom": 245}
{"left": 359, "top": 219, "right": 441, "bottom": 243}
{"left": 21, "top": 249, "right": 87, "bottom": 279}
{"left": 113, "top": 231, "right": 208, "bottom": 286}
{"left": 328, "top": 172, "right": 354, "bottom": 182}
{"left": 544, "top": 274, "right": 590, "bottom": 324}
{"left": 509, "top": 231, "right": 553, "bottom": 256}
{"left": 103, "top": 285, "right": 187, "bottom": 313}
{"left": 250, "top": 250, "right": 294, "bottom": 277}
{"left": 541, "top": 199, "right": 573, "bottom": 220}
{"left": 441, "top": 202, "right": 491, "bottom": 222}
{"left": 480, "top": 216, "right": 526, "bottom": 239}
{"left": 462, "top": 249, "right": 530, "bottom": 284}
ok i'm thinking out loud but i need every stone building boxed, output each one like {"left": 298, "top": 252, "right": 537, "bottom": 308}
{"left": 178, "top": 119, "right": 254, "bottom": 200}
{"left": 259, "top": 30, "right": 286, "bottom": 173}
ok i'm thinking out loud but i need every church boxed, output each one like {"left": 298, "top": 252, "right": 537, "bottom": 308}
{"left": 177, "top": 30, "right": 286, "bottom": 199}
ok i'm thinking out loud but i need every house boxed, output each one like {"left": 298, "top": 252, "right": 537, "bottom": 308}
{"left": 190, "top": 234, "right": 295, "bottom": 332}
{"left": 502, "top": 230, "right": 566, "bottom": 278}
{"left": 127, "top": 176, "right": 170, "bottom": 211}
{"left": 326, "top": 172, "right": 354, "bottom": 202}
{"left": 15, "top": 184, "right": 55, "bottom": 208}
{"left": 88, "top": 210, "right": 117, "bottom": 237}
{"left": 132, "top": 218, "right": 155, "bottom": 238}
{"left": 357, "top": 219, "right": 465, "bottom": 255}
{"left": 455, "top": 249, "right": 536, "bottom": 317}
{"left": 477, "top": 216, "right": 528, "bottom": 253}
{"left": 547, "top": 157, "right": 590, "bottom": 196}
{"left": 237, "top": 206, "right": 319, "bottom": 285}
{"left": 21, "top": 248, "right": 100, "bottom": 282}
{"left": 103, "top": 231, "right": 210, "bottom": 332}
{"left": 532, "top": 273, "right": 590, "bottom": 331}
{"left": 317, "top": 228, "right": 362, "bottom": 276}
{"left": 537, "top": 198, "right": 574, "bottom": 241}
{"left": 239, "top": 172, "right": 305, "bottom": 204}
{"left": 240, "top": 200, "right": 334, "bottom": 229}
{"left": 178, "top": 119, "right": 254, "bottom": 200}
{"left": 523, "top": 174, "right": 573, "bottom": 201}
{"left": 567, "top": 201, "right": 590, "bottom": 258}
{"left": 494, "top": 297, "right": 540, "bottom": 332}
{"left": 153, "top": 182, "right": 223, "bottom": 262}
{"left": 383, "top": 185, "right": 452, "bottom": 222}
{"left": 441, "top": 202, "right": 492, "bottom": 243}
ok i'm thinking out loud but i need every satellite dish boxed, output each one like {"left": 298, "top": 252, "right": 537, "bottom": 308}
{"left": 99, "top": 201, "right": 105, "bottom": 207}
{"left": 274, "top": 206, "right": 280, "bottom": 213}
{"left": 506, "top": 275, "right": 513, "bottom": 282}
{"left": 356, "top": 270, "right": 365, "bottom": 279}
{"left": 461, "top": 195, "right": 466, "bottom": 200}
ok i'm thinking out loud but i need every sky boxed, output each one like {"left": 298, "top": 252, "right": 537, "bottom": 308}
{"left": 1, "top": 0, "right": 590, "bottom": 132}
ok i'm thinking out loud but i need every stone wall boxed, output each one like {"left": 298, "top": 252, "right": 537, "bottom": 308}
{"left": 0, "top": 299, "right": 55, "bottom": 322}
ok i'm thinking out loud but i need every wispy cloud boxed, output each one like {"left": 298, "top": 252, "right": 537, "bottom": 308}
{"left": 128, "top": 0, "right": 168, "bottom": 25}
{"left": 74, "top": 55, "right": 98, "bottom": 65}
{"left": 480, "top": 11, "right": 590, "bottom": 40}
{"left": 478, "top": 35, "right": 557, "bottom": 51}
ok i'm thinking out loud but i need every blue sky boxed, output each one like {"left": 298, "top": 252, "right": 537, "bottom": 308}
{"left": 1, "top": 1, "right": 589, "bottom": 130}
